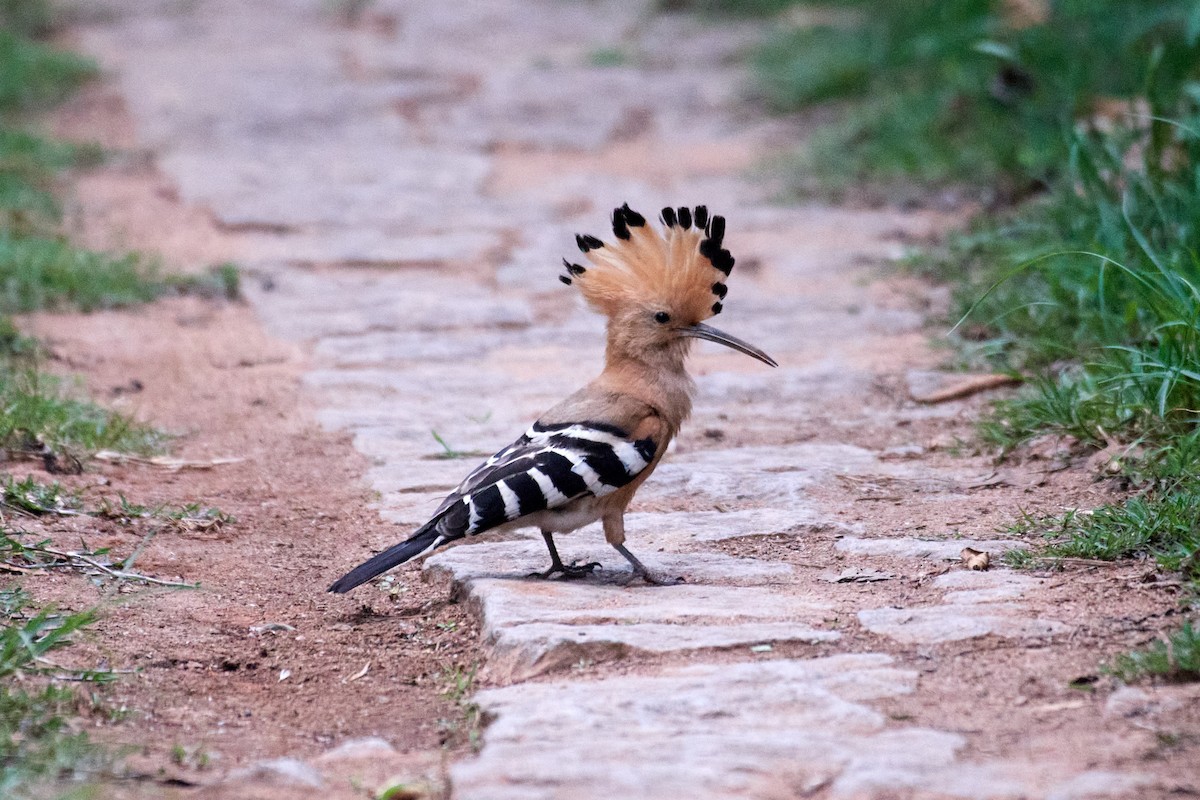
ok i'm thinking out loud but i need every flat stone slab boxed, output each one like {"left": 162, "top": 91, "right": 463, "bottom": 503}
{"left": 835, "top": 540, "right": 1066, "bottom": 644}
{"left": 933, "top": 570, "right": 1050, "bottom": 604}
{"left": 640, "top": 443, "right": 880, "bottom": 506}
{"left": 858, "top": 570, "right": 1069, "bottom": 644}
{"left": 454, "top": 654, "right": 1147, "bottom": 799}
{"left": 250, "top": 267, "right": 534, "bottom": 343}
{"left": 624, "top": 508, "right": 857, "bottom": 546}
{"left": 425, "top": 539, "right": 837, "bottom": 679}
{"left": 858, "top": 603, "right": 1070, "bottom": 644}
{"left": 456, "top": 579, "right": 833, "bottom": 636}
{"left": 836, "top": 536, "right": 1029, "bottom": 561}
{"left": 452, "top": 654, "right": 928, "bottom": 799}
{"left": 487, "top": 621, "right": 839, "bottom": 681}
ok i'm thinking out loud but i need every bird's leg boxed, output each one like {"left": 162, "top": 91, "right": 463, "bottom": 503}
{"left": 529, "top": 531, "right": 600, "bottom": 580}
{"left": 611, "top": 543, "right": 682, "bottom": 586}
{"left": 603, "top": 514, "right": 681, "bottom": 586}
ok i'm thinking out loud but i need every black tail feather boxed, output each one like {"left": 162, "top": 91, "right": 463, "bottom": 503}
{"left": 328, "top": 522, "right": 445, "bottom": 594}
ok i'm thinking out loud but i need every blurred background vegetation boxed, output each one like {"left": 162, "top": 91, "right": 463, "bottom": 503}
{"left": 677, "top": 0, "right": 1199, "bottom": 679}
{"left": 0, "top": 4, "right": 241, "bottom": 794}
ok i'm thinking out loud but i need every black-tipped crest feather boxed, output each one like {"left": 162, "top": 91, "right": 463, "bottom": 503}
{"left": 621, "top": 203, "right": 646, "bottom": 227}
{"left": 709, "top": 216, "right": 725, "bottom": 244}
{"left": 563, "top": 204, "right": 740, "bottom": 322}
{"left": 612, "top": 207, "right": 630, "bottom": 240}
{"left": 576, "top": 233, "right": 603, "bottom": 252}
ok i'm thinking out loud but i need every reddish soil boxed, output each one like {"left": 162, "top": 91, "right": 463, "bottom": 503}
{"left": 8, "top": 85, "right": 480, "bottom": 797}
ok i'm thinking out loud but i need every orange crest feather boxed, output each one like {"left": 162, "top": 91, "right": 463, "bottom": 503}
{"left": 559, "top": 204, "right": 734, "bottom": 323}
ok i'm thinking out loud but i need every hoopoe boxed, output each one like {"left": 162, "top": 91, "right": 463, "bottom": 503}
{"left": 328, "top": 204, "right": 775, "bottom": 592}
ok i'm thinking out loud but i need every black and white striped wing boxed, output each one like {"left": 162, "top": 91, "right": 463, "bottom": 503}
{"left": 429, "top": 421, "right": 657, "bottom": 540}
{"left": 326, "top": 421, "right": 658, "bottom": 593}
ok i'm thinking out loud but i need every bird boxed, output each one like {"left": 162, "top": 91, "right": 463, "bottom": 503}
{"left": 328, "top": 203, "right": 776, "bottom": 593}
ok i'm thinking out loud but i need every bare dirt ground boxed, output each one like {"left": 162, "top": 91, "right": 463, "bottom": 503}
{"left": 8, "top": 1, "right": 1199, "bottom": 798}
{"left": 13, "top": 84, "right": 481, "bottom": 797}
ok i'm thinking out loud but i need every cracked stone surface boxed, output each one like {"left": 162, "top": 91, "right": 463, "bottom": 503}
{"left": 79, "top": 0, "right": 1190, "bottom": 797}
{"left": 452, "top": 656, "right": 1151, "bottom": 800}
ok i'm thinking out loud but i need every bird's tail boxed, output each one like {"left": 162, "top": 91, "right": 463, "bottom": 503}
{"left": 327, "top": 521, "right": 447, "bottom": 594}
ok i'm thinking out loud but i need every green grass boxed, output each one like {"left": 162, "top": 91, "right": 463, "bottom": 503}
{"left": 0, "top": 486, "right": 204, "bottom": 795}
{"left": 439, "top": 663, "right": 482, "bottom": 751}
{"left": 724, "top": 2, "right": 1200, "bottom": 680}
{"left": 0, "top": 21, "right": 240, "bottom": 472}
{"left": 0, "top": 16, "right": 163, "bottom": 468}
{"left": 1, "top": 473, "right": 80, "bottom": 515}
{"left": 1109, "top": 621, "right": 1200, "bottom": 681}
{"left": 935, "top": 103, "right": 1200, "bottom": 687}
{"left": 0, "top": 0, "right": 60, "bottom": 38}
{"left": 0, "top": 9, "right": 243, "bottom": 473}
{"left": 0, "top": 7, "right": 230, "bottom": 794}
{"left": 0, "top": 473, "right": 218, "bottom": 588}
{"left": 2, "top": 475, "right": 233, "bottom": 533}
{"left": 1010, "top": 491, "right": 1200, "bottom": 571}
{"left": 588, "top": 47, "right": 629, "bottom": 67}
{"left": 946, "top": 109, "right": 1200, "bottom": 447}
{"left": 94, "top": 493, "right": 234, "bottom": 532}
{"left": 0, "top": 29, "right": 96, "bottom": 115}
{"left": 0, "top": 367, "right": 164, "bottom": 466}
{"left": 0, "top": 588, "right": 112, "bottom": 798}
{"left": 1, "top": 520, "right": 200, "bottom": 589}
{"left": 0, "top": 128, "right": 100, "bottom": 237}
{"left": 937, "top": 98, "right": 1200, "bottom": 360}
{"left": 749, "top": 0, "right": 1200, "bottom": 192}
{"left": 0, "top": 235, "right": 165, "bottom": 313}
{"left": 1005, "top": 429, "right": 1200, "bottom": 573}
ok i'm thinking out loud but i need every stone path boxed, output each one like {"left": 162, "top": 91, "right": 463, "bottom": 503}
{"left": 80, "top": 1, "right": 1192, "bottom": 797}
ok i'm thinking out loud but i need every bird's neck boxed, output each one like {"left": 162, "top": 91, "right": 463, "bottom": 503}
{"left": 601, "top": 336, "right": 695, "bottom": 434}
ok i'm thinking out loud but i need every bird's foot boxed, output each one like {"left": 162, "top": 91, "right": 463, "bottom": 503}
{"left": 616, "top": 566, "right": 684, "bottom": 586}
{"left": 528, "top": 560, "right": 602, "bottom": 580}
{"left": 610, "top": 542, "right": 683, "bottom": 586}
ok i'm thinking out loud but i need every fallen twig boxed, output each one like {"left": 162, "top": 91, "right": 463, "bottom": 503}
{"left": 912, "top": 373, "right": 1022, "bottom": 403}
{"left": 93, "top": 451, "right": 244, "bottom": 471}
{"left": 36, "top": 546, "right": 198, "bottom": 588}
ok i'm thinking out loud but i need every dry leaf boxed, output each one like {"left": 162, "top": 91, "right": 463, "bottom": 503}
{"left": 344, "top": 661, "right": 370, "bottom": 683}
{"left": 961, "top": 547, "right": 990, "bottom": 571}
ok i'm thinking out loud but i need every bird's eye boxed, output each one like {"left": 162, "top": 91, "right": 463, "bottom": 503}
{"left": 654, "top": 311, "right": 671, "bottom": 324}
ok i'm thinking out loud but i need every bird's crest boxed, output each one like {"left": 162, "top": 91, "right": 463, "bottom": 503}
{"left": 559, "top": 204, "right": 734, "bottom": 322}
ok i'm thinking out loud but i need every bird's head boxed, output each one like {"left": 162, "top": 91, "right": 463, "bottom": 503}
{"left": 560, "top": 204, "right": 777, "bottom": 370}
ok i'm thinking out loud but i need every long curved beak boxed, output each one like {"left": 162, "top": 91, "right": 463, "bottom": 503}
{"left": 679, "top": 322, "right": 778, "bottom": 367}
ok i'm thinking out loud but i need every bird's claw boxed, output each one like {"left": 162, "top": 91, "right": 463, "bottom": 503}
{"left": 529, "top": 560, "right": 602, "bottom": 580}
{"left": 617, "top": 568, "right": 685, "bottom": 587}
